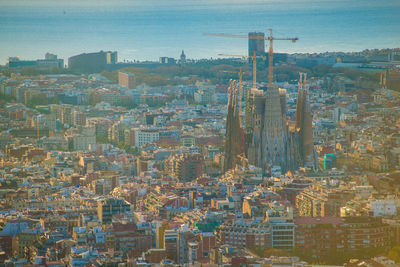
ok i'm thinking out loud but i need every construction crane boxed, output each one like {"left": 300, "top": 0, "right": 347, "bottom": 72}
{"left": 204, "top": 29, "right": 298, "bottom": 85}
{"left": 36, "top": 115, "right": 40, "bottom": 140}
{"left": 218, "top": 52, "right": 265, "bottom": 90}
{"left": 380, "top": 70, "right": 387, "bottom": 89}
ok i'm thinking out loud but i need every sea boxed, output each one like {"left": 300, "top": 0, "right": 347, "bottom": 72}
{"left": 0, "top": 0, "right": 399, "bottom": 64}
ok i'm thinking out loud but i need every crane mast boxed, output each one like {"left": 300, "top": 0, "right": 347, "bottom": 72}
{"left": 37, "top": 115, "right": 40, "bottom": 140}
{"left": 268, "top": 28, "right": 273, "bottom": 85}
{"left": 205, "top": 29, "right": 298, "bottom": 85}
{"left": 266, "top": 28, "right": 298, "bottom": 85}
{"left": 218, "top": 53, "right": 265, "bottom": 89}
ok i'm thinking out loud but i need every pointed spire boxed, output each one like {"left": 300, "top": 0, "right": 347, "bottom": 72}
{"left": 299, "top": 72, "right": 303, "bottom": 88}
{"left": 303, "top": 73, "right": 309, "bottom": 99}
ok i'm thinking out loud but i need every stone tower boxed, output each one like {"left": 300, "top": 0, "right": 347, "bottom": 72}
{"left": 224, "top": 80, "right": 245, "bottom": 172}
{"left": 261, "top": 84, "right": 294, "bottom": 172}
{"left": 295, "top": 73, "right": 315, "bottom": 167}
{"left": 245, "top": 83, "right": 298, "bottom": 174}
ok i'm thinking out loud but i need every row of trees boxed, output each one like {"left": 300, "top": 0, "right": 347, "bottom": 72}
{"left": 0, "top": 67, "right": 77, "bottom": 77}
{"left": 0, "top": 58, "right": 380, "bottom": 90}
{"left": 26, "top": 95, "right": 59, "bottom": 109}
{"left": 101, "top": 61, "right": 380, "bottom": 88}
{"left": 0, "top": 92, "right": 16, "bottom": 104}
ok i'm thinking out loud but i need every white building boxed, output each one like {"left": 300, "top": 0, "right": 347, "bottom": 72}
{"left": 194, "top": 88, "right": 217, "bottom": 104}
{"left": 134, "top": 128, "right": 159, "bottom": 148}
{"left": 333, "top": 106, "right": 349, "bottom": 122}
{"left": 371, "top": 199, "right": 397, "bottom": 217}
{"left": 73, "top": 127, "right": 96, "bottom": 152}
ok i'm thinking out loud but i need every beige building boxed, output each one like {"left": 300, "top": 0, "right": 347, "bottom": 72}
{"left": 119, "top": 71, "right": 135, "bottom": 89}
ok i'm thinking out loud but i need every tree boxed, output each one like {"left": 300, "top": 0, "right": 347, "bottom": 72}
{"left": 388, "top": 246, "right": 400, "bottom": 263}
{"left": 26, "top": 95, "right": 59, "bottom": 108}
{"left": 117, "top": 143, "right": 139, "bottom": 155}
{"left": 96, "top": 135, "right": 109, "bottom": 144}
{"left": 250, "top": 246, "right": 290, "bottom": 258}
{"left": 0, "top": 92, "right": 16, "bottom": 104}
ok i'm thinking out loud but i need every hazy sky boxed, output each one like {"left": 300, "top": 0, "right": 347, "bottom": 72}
{"left": 1, "top": 0, "right": 398, "bottom": 7}
{"left": 2, "top": 0, "right": 399, "bottom": 13}
{"left": 0, "top": 0, "right": 399, "bottom": 63}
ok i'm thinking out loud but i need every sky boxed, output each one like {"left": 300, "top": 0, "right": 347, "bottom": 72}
{"left": 2, "top": 0, "right": 399, "bottom": 7}
{"left": 0, "top": 0, "right": 399, "bottom": 63}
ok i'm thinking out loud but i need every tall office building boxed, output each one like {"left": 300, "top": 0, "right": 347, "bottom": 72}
{"left": 224, "top": 80, "right": 245, "bottom": 172}
{"left": 295, "top": 73, "right": 316, "bottom": 167}
{"left": 248, "top": 32, "right": 265, "bottom": 64}
{"left": 106, "top": 51, "right": 118, "bottom": 64}
{"left": 68, "top": 51, "right": 117, "bottom": 73}
{"left": 164, "top": 229, "right": 179, "bottom": 262}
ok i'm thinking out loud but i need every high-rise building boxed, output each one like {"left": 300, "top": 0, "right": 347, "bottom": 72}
{"left": 248, "top": 32, "right": 265, "bottom": 64}
{"left": 156, "top": 222, "right": 170, "bottom": 249}
{"left": 68, "top": 51, "right": 117, "bottom": 73}
{"left": 106, "top": 51, "right": 118, "bottom": 64}
{"left": 118, "top": 71, "right": 136, "bottom": 89}
{"left": 164, "top": 229, "right": 179, "bottom": 262}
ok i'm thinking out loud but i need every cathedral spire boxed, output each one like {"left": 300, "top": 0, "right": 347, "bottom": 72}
{"left": 224, "top": 80, "right": 245, "bottom": 172}
{"left": 295, "top": 72, "right": 315, "bottom": 168}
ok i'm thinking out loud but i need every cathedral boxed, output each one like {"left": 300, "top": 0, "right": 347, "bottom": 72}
{"left": 225, "top": 73, "right": 316, "bottom": 174}
{"left": 224, "top": 80, "right": 245, "bottom": 172}
{"left": 245, "top": 83, "right": 299, "bottom": 173}
{"left": 295, "top": 73, "right": 317, "bottom": 168}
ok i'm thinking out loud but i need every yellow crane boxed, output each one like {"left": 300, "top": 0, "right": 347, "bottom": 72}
{"left": 218, "top": 52, "right": 264, "bottom": 90}
{"left": 36, "top": 115, "right": 40, "bottom": 140}
{"left": 204, "top": 29, "right": 298, "bottom": 85}
{"left": 380, "top": 70, "right": 387, "bottom": 89}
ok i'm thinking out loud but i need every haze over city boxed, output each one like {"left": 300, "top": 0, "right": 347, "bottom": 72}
{"left": 1, "top": 0, "right": 400, "bottom": 266}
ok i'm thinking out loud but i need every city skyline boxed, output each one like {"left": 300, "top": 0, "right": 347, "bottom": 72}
{"left": 1, "top": 1, "right": 400, "bottom": 266}
{"left": 0, "top": 0, "right": 399, "bottom": 64}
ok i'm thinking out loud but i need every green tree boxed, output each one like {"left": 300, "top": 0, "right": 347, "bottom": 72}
{"left": 0, "top": 92, "right": 16, "bottom": 103}
{"left": 250, "top": 246, "right": 290, "bottom": 258}
{"left": 388, "top": 246, "right": 400, "bottom": 263}
{"left": 96, "top": 135, "right": 109, "bottom": 144}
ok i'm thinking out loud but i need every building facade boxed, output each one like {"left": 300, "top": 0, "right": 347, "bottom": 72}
{"left": 118, "top": 71, "right": 135, "bottom": 89}
{"left": 97, "top": 198, "right": 131, "bottom": 224}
